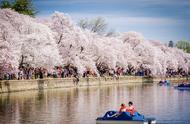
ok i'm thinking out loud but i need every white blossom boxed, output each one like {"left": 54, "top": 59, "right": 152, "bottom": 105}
{"left": 1, "top": 9, "right": 190, "bottom": 77}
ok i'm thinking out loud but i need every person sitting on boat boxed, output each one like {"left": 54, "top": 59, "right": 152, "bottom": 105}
{"left": 178, "top": 81, "right": 185, "bottom": 87}
{"left": 119, "top": 103, "right": 127, "bottom": 113}
{"left": 126, "top": 101, "right": 136, "bottom": 115}
{"left": 109, "top": 103, "right": 127, "bottom": 117}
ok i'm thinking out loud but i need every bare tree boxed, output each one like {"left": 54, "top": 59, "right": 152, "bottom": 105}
{"left": 78, "top": 17, "right": 108, "bottom": 35}
{"left": 90, "top": 17, "right": 107, "bottom": 34}
{"left": 78, "top": 19, "right": 89, "bottom": 29}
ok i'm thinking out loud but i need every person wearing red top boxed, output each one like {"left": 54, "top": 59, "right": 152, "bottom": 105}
{"left": 126, "top": 101, "right": 136, "bottom": 115}
{"left": 110, "top": 103, "right": 127, "bottom": 117}
{"left": 119, "top": 103, "right": 127, "bottom": 113}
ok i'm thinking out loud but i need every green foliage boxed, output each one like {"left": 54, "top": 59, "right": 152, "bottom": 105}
{"left": 0, "top": 0, "right": 12, "bottom": 8}
{"left": 12, "top": 0, "right": 36, "bottom": 16}
{"left": 176, "top": 40, "right": 190, "bottom": 53}
{"left": 0, "top": 0, "right": 36, "bottom": 16}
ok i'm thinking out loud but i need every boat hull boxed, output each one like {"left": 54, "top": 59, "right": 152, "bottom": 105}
{"left": 96, "top": 120, "right": 147, "bottom": 124}
{"left": 96, "top": 111, "right": 156, "bottom": 124}
{"left": 96, "top": 120, "right": 156, "bottom": 124}
{"left": 175, "top": 87, "right": 190, "bottom": 90}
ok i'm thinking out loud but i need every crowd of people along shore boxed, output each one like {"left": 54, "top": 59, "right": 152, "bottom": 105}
{"left": 1, "top": 64, "right": 190, "bottom": 80}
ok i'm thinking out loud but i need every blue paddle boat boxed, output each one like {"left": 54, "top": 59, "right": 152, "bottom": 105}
{"left": 175, "top": 83, "right": 190, "bottom": 90}
{"left": 96, "top": 111, "right": 156, "bottom": 124}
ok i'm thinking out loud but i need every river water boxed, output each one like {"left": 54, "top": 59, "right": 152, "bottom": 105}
{"left": 0, "top": 83, "right": 190, "bottom": 124}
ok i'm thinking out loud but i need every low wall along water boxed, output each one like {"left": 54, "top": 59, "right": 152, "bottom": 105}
{"left": 0, "top": 76, "right": 189, "bottom": 93}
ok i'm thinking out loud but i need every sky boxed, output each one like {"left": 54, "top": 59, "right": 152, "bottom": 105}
{"left": 33, "top": 0, "right": 190, "bottom": 42}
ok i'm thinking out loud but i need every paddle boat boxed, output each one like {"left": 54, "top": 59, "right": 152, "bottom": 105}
{"left": 174, "top": 83, "right": 190, "bottom": 90}
{"left": 96, "top": 111, "right": 156, "bottom": 124}
{"left": 158, "top": 80, "right": 170, "bottom": 86}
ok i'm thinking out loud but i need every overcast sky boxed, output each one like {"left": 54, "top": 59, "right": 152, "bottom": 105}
{"left": 33, "top": 0, "right": 190, "bottom": 42}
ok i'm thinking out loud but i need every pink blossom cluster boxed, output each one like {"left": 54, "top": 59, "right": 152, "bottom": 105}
{"left": 0, "top": 9, "right": 190, "bottom": 78}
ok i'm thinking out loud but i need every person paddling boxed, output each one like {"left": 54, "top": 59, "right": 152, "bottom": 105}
{"left": 119, "top": 103, "right": 127, "bottom": 113}
{"left": 109, "top": 103, "right": 127, "bottom": 117}
{"left": 126, "top": 101, "right": 136, "bottom": 115}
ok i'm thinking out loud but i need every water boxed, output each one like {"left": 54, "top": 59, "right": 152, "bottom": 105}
{"left": 0, "top": 83, "right": 190, "bottom": 124}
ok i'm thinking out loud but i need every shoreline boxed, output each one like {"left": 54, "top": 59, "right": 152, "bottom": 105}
{"left": 0, "top": 76, "right": 189, "bottom": 94}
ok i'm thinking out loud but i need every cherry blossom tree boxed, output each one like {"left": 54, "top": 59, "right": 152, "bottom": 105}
{"left": 1, "top": 9, "right": 190, "bottom": 78}
{"left": 0, "top": 9, "right": 62, "bottom": 78}
{"left": 48, "top": 12, "right": 190, "bottom": 77}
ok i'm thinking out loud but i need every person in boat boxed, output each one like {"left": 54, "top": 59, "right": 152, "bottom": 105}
{"left": 126, "top": 101, "right": 136, "bottom": 115}
{"left": 119, "top": 103, "right": 127, "bottom": 113}
{"left": 178, "top": 82, "right": 190, "bottom": 87}
{"left": 109, "top": 103, "right": 127, "bottom": 117}
{"left": 178, "top": 81, "right": 185, "bottom": 87}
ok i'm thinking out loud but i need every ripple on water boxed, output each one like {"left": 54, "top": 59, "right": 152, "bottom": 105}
{"left": 0, "top": 83, "right": 190, "bottom": 124}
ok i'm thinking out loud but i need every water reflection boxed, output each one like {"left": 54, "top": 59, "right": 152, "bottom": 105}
{"left": 0, "top": 83, "right": 190, "bottom": 124}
